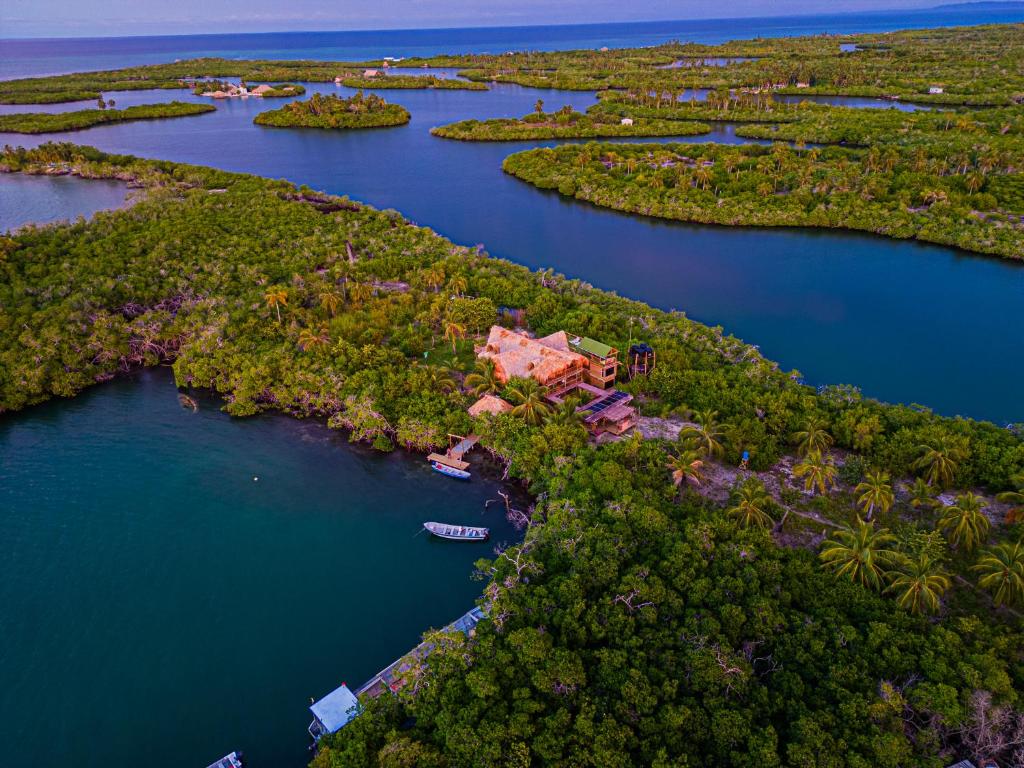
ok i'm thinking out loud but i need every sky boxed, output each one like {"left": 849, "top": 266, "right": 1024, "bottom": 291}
{"left": 0, "top": 1, "right": 961, "bottom": 39}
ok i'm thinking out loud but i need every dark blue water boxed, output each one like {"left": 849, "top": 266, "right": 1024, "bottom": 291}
{"left": 3, "top": 71, "right": 1022, "bottom": 423}
{"left": 0, "top": 173, "right": 128, "bottom": 230}
{"left": 3, "top": 7, "right": 1024, "bottom": 78}
{"left": 0, "top": 368, "right": 516, "bottom": 768}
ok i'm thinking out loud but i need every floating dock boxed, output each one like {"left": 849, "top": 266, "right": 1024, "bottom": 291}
{"left": 309, "top": 606, "right": 487, "bottom": 742}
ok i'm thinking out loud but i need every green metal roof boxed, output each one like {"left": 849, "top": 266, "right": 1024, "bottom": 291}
{"left": 569, "top": 335, "right": 615, "bottom": 359}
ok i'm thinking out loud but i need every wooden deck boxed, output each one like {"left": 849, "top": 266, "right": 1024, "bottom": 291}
{"left": 427, "top": 434, "right": 480, "bottom": 470}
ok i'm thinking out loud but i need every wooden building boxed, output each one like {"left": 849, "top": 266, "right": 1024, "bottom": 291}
{"left": 568, "top": 335, "right": 619, "bottom": 389}
{"left": 477, "top": 326, "right": 588, "bottom": 392}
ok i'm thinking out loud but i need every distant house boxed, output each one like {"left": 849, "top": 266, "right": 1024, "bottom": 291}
{"left": 620, "top": 117, "right": 634, "bottom": 126}
{"left": 599, "top": 46, "right": 610, "bottom": 52}
{"left": 334, "top": 75, "right": 344, "bottom": 84}
{"left": 929, "top": 85, "right": 944, "bottom": 94}
{"left": 250, "top": 84, "right": 274, "bottom": 96}
{"left": 468, "top": 394, "right": 513, "bottom": 418}
{"left": 363, "top": 69, "right": 381, "bottom": 78}
{"left": 795, "top": 82, "right": 810, "bottom": 88}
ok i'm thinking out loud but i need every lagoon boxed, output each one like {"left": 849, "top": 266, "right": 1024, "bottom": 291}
{"left": 0, "top": 172, "right": 127, "bottom": 231}
{"left": 0, "top": 368, "right": 515, "bottom": 768}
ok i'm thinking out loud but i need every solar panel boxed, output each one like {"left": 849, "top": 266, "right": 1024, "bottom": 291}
{"left": 583, "top": 390, "right": 629, "bottom": 415}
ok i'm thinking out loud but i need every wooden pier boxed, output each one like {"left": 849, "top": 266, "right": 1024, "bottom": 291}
{"left": 427, "top": 433, "right": 480, "bottom": 471}
{"left": 309, "top": 606, "right": 488, "bottom": 742}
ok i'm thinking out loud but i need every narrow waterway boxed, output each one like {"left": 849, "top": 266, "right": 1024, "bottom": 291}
{"left": 3, "top": 77, "right": 1022, "bottom": 423}
{"left": 0, "top": 368, "right": 516, "bottom": 768}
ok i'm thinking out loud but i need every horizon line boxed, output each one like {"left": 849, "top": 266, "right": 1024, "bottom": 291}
{"left": 4, "top": 2, "right": 1022, "bottom": 42}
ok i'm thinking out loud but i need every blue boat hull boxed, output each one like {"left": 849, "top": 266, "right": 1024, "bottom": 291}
{"left": 431, "top": 461, "right": 471, "bottom": 480}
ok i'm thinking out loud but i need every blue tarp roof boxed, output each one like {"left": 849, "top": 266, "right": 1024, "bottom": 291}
{"left": 310, "top": 683, "right": 360, "bottom": 733}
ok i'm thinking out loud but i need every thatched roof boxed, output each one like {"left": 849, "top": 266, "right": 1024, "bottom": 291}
{"left": 468, "top": 394, "right": 513, "bottom": 417}
{"left": 477, "top": 326, "right": 587, "bottom": 386}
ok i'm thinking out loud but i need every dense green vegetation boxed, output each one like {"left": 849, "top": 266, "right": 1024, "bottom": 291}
{"left": 340, "top": 74, "right": 487, "bottom": 90}
{"left": 502, "top": 141, "right": 1024, "bottom": 260}
{"left": 427, "top": 24, "right": 1024, "bottom": 107}
{"left": 253, "top": 91, "right": 410, "bottom": 130}
{"left": 2, "top": 136, "right": 1021, "bottom": 767}
{"left": 0, "top": 102, "right": 215, "bottom": 134}
{"left": 0, "top": 59, "right": 369, "bottom": 104}
{"left": 433, "top": 103, "right": 710, "bottom": 141}
{"left": 4, "top": 24, "right": 1020, "bottom": 110}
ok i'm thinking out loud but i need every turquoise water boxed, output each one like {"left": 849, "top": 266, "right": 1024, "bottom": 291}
{"left": 0, "top": 173, "right": 128, "bottom": 231}
{"left": 0, "top": 369, "right": 515, "bottom": 768}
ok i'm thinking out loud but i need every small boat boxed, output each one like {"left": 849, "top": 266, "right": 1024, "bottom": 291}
{"left": 424, "top": 521, "right": 489, "bottom": 541}
{"left": 431, "top": 460, "right": 471, "bottom": 480}
{"left": 205, "top": 751, "right": 244, "bottom": 768}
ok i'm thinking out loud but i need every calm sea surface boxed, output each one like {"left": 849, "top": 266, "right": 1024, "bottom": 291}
{"left": 0, "top": 369, "right": 516, "bottom": 768}
{"left": 2, "top": 12, "right": 1024, "bottom": 768}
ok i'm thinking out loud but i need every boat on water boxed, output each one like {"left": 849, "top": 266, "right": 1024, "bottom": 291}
{"left": 205, "top": 751, "right": 244, "bottom": 768}
{"left": 424, "top": 521, "right": 489, "bottom": 541}
{"left": 431, "top": 460, "right": 471, "bottom": 480}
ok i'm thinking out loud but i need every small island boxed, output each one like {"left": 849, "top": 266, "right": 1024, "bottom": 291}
{"left": 0, "top": 101, "right": 215, "bottom": 134}
{"left": 338, "top": 72, "right": 487, "bottom": 90}
{"left": 193, "top": 80, "right": 305, "bottom": 98}
{"left": 431, "top": 104, "right": 711, "bottom": 141}
{"left": 502, "top": 140, "right": 1024, "bottom": 260}
{"left": 253, "top": 91, "right": 410, "bottom": 130}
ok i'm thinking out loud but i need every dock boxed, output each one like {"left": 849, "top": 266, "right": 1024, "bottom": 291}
{"left": 427, "top": 433, "right": 480, "bottom": 471}
{"left": 308, "top": 606, "right": 487, "bottom": 742}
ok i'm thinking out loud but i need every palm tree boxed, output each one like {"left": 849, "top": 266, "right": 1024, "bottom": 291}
{"left": 263, "top": 287, "right": 288, "bottom": 323}
{"left": 908, "top": 477, "right": 940, "bottom": 513}
{"left": 422, "top": 365, "right": 457, "bottom": 394}
{"left": 447, "top": 275, "right": 468, "bottom": 297}
{"left": 547, "top": 395, "right": 584, "bottom": 428}
{"left": 681, "top": 409, "right": 724, "bottom": 459}
{"left": 348, "top": 282, "right": 373, "bottom": 307}
{"left": 819, "top": 519, "right": 899, "bottom": 591}
{"left": 667, "top": 449, "right": 705, "bottom": 493}
{"left": 912, "top": 438, "right": 966, "bottom": 488}
{"left": 972, "top": 540, "right": 1024, "bottom": 607}
{"left": 855, "top": 470, "right": 894, "bottom": 522}
{"left": 791, "top": 417, "right": 833, "bottom": 457}
{"left": 793, "top": 450, "right": 838, "bottom": 496}
{"left": 505, "top": 377, "right": 550, "bottom": 426}
{"left": 728, "top": 478, "right": 774, "bottom": 530}
{"left": 465, "top": 358, "right": 501, "bottom": 396}
{"left": 693, "top": 166, "right": 713, "bottom": 191}
{"left": 423, "top": 266, "right": 445, "bottom": 293}
{"left": 319, "top": 291, "right": 340, "bottom": 317}
{"left": 297, "top": 324, "right": 329, "bottom": 352}
{"left": 996, "top": 473, "right": 1024, "bottom": 525}
{"left": 886, "top": 555, "right": 951, "bottom": 614}
{"left": 443, "top": 320, "right": 466, "bottom": 356}
{"left": 938, "top": 492, "right": 990, "bottom": 552}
